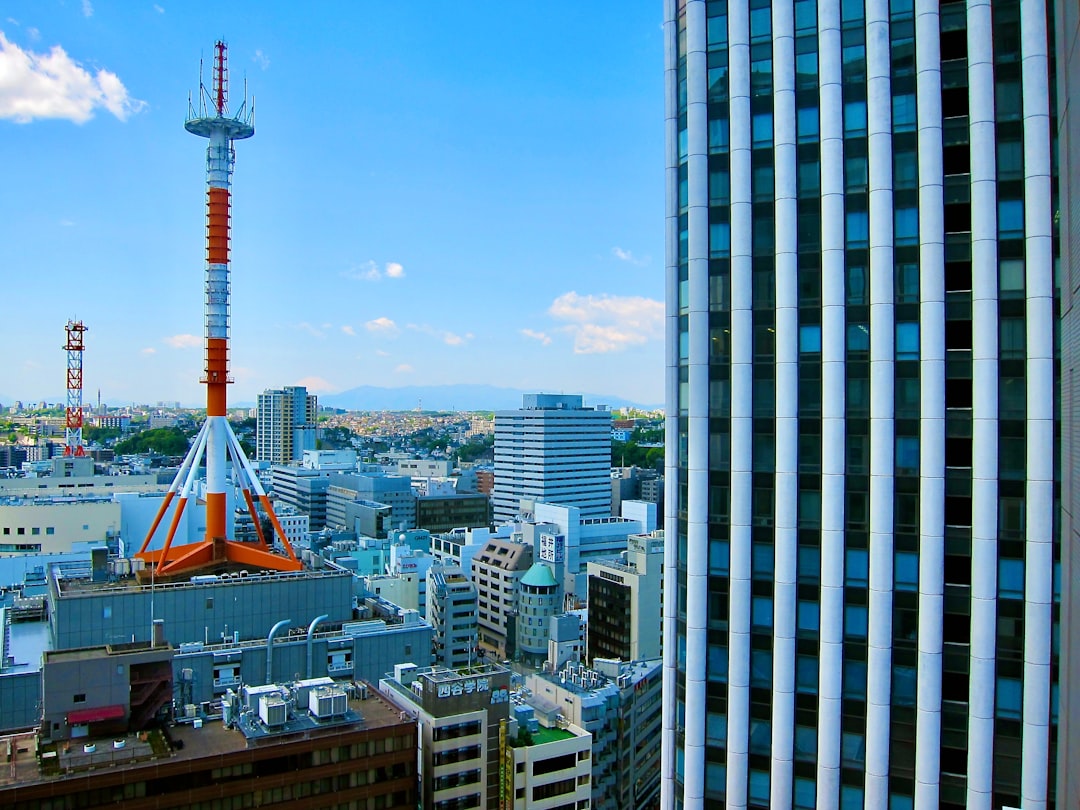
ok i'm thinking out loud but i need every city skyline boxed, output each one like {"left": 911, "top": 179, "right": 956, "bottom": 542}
{"left": 0, "top": 1, "right": 665, "bottom": 407}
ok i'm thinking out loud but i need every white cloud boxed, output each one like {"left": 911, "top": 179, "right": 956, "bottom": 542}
{"left": 0, "top": 32, "right": 146, "bottom": 123}
{"left": 163, "top": 334, "right": 200, "bottom": 349}
{"left": 374, "top": 350, "right": 390, "bottom": 357}
{"left": 394, "top": 364, "right": 414, "bottom": 374}
{"left": 549, "top": 291, "right": 663, "bottom": 354}
{"left": 521, "top": 328, "right": 552, "bottom": 346}
{"left": 407, "top": 323, "right": 472, "bottom": 347}
{"left": 81, "top": 0, "right": 93, "bottom": 18}
{"left": 612, "top": 247, "right": 649, "bottom": 266}
{"left": 153, "top": 5, "right": 165, "bottom": 13}
{"left": 295, "top": 322, "right": 326, "bottom": 339}
{"left": 341, "top": 325, "right": 356, "bottom": 337}
{"left": 59, "top": 218, "right": 75, "bottom": 227}
{"left": 294, "top": 375, "right": 337, "bottom": 394}
{"left": 253, "top": 49, "right": 270, "bottom": 71}
{"left": 365, "top": 317, "right": 399, "bottom": 336}
{"left": 140, "top": 347, "right": 156, "bottom": 355}
{"left": 341, "top": 260, "right": 405, "bottom": 282}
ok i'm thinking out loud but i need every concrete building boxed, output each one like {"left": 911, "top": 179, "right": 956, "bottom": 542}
{"left": 586, "top": 529, "right": 664, "bottom": 665}
{"left": 662, "top": 2, "right": 1063, "bottom": 808}
{"left": 517, "top": 563, "right": 561, "bottom": 666}
{"left": 379, "top": 662, "right": 513, "bottom": 810}
{"left": 0, "top": 497, "right": 120, "bottom": 555}
{"left": 493, "top": 394, "right": 612, "bottom": 522}
{"left": 269, "top": 465, "right": 332, "bottom": 530}
{"left": 415, "top": 492, "right": 491, "bottom": 534}
{"left": 547, "top": 613, "right": 585, "bottom": 673}
{"left": 397, "top": 458, "right": 452, "bottom": 478}
{"left": 505, "top": 711, "right": 593, "bottom": 810}
{"left": 428, "top": 563, "right": 479, "bottom": 669}
{"left": 0, "top": 674, "right": 417, "bottom": 810}
{"left": 256, "top": 386, "right": 318, "bottom": 464}
{"left": 326, "top": 474, "right": 416, "bottom": 533}
{"left": 471, "top": 537, "right": 534, "bottom": 660}
{"left": 528, "top": 658, "right": 662, "bottom": 810}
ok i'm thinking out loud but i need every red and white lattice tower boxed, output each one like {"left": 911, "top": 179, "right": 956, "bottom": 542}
{"left": 63, "top": 320, "right": 87, "bottom": 457}
{"left": 136, "top": 42, "right": 299, "bottom": 578}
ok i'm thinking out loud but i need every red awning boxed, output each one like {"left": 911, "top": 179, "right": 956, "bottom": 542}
{"left": 67, "top": 704, "right": 125, "bottom": 724}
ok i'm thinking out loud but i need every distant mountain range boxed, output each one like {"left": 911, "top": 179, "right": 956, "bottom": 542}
{"left": 320, "top": 384, "right": 660, "bottom": 413}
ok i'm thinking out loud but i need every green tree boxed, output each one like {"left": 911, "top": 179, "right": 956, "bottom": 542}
{"left": 114, "top": 427, "right": 192, "bottom": 455}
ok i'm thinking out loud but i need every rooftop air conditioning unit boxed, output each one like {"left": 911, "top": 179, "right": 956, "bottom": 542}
{"left": 259, "top": 695, "right": 288, "bottom": 728}
{"left": 309, "top": 686, "right": 348, "bottom": 720}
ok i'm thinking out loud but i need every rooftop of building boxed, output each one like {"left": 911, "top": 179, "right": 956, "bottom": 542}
{"left": 520, "top": 563, "right": 558, "bottom": 588}
{"left": 0, "top": 681, "right": 410, "bottom": 790}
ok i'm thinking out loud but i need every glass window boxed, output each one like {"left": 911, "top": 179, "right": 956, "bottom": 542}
{"left": 846, "top": 548, "right": 869, "bottom": 587}
{"left": 708, "top": 646, "right": 729, "bottom": 683}
{"left": 847, "top": 323, "right": 870, "bottom": 352}
{"left": 846, "top": 210, "right": 869, "bottom": 247}
{"left": 842, "top": 733, "right": 866, "bottom": 768}
{"left": 890, "top": 795, "right": 915, "bottom": 810}
{"left": 798, "top": 545, "right": 820, "bottom": 582}
{"left": 999, "top": 199, "right": 1025, "bottom": 238}
{"left": 799, "top": 490, "right": 821, "bottom": 526}
{"left": 892, "top": 93, "right": 917, "bottom": 131}
{"left": 752, "top": 543, "right": 774, "bottom": 576}
{"left": 706, "top": 712, "right": 727, "bottom": 745}
{"left": 751, "top": 649, "right": 772, "bottom": 688}
{"left": 896, "top": 435, "right": 919, "bottom": 474}
{"left": 896, "top": 322, "right": 919, "bottom": 360}
{"left": 795, "top": 725, "right": 817, "bottom": 760}
{"left": 895, "top": 551, "right": 918, "bottom": 590}
{"left": 795, "top": 777, "right": 816, "bottom": 809}
{"left": 796, "top": 655, "right": 819, "bottom": 693}
{"left": 895, "top": 207, "right": 919, "bottom": 245}
{"left": 846, "top": 155, "right": 868, "bottom": 193}
{"left": 894, "top": 150, "right": 918, "bottom": 189}
{"left": 896, "top": 262, "right": 919, "bottom": 301}
{"left": 798, "top": 159, "right": 820, "bottom": 195}
{"left": 797, "top": 106, "right": 819, "bottom": 143}
{"left": 847, "top": 262, "right": 868, "bottom": 303}
{"left": 800, "top": 324, "right": 822, "bottom": 352}
{"left": 796, "top": 49, "right": 818, "bottom": 89}
{"left": 841, "top": 785, "right": 866, "bottom": 810}
{"left": 797, "top": 600, "right": 820, "bottom": 634}
{"left": 749, "top": 770, "right": 771, "bottom": 805}
{"left": 679, "top": 128, "right": 688, "bottom": 160}
{"left": 752, "top": 112, "right": 773, "bottom": 146}
{"left": 710, "top": 538, "right": 730, "bottom": 574}
{"left": 843, "top": 659, "right": 867, "bottom": 699}
{"left": 794, "top": 0, "right": 817, "bottom": 31}
{"left": 709, "top": 117, "right": 730, "bottom": 153}
{"left": 999, "top": 558, "right": 1024, "bottom": 599}
{"left": 710, "top": 222, "right": 731, "bottom": 257}
{"left": 750, "top": 6, "right": 772, "bottom": 38}
{"left": 893, "top": 665, "right": 917, "bottom": 706}
{"left": 1000, "top": 258, "right": 1025, "bottom": 292}
{"left": 709, "top": 66, "right": 729, "bottom": 103}
{"left": 1001, "top": 317, "right": 1025, "bottom": 358}
{"left": 707, "top": 15, "right": 728, "bottom": 47}
{"left": 710, "top": 169, "right": 730, "bottom": 205}
{"left": 996, "top": 676, "right": 1022, "bottom": 719}
{"left": 845, "top": 604, "right": 869, "bottom": 638}
{"left": 844, "top": 100, "right": 867, "bottom": 136}
{"left": 752, "top": 596, "right": 774, "bottom": 628}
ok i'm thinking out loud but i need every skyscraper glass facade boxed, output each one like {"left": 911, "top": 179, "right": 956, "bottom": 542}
{"left": 661, "top": 0, "right": 1060, "bottom": 808}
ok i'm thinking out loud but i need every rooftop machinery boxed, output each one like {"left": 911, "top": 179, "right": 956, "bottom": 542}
{"left": 136, "top": 41, "right": 300, "bottom": 578}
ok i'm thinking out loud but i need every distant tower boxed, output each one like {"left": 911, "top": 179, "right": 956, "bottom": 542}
{"left": 63, "top": 320, "right": 87, "bottom": 457}
{"left": 137, "top": 41, "right": 300, "bottom": 578}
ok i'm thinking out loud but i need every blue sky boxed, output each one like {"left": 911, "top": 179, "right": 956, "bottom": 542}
{"left": 0, "top": 2, "right": 665, "bottom": 409}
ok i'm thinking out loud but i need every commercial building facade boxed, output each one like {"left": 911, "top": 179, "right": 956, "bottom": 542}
{"left": 256, "top": 386, "right": 318, "bottom": 464}
{"left": 493, "top": 394, "right": 613, "bottom": 522}
{"left": 662, "top": 1, "right": 1061, "bottom": 809}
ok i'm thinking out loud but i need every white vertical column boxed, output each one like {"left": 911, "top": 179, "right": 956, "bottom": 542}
{"left": 817, "top": 1, "right": 846, "bottom": 807}
{"left": 864, "top": 2, "right": 895, "bottom": 805}
{"left": 727, "top": 0, "right": 753, "bottom": 806}
{"left": 1020, "top": 1, "right": 1054, "bottom": 807}
{"left": 966, "top": 2, "right": 999, "bottom": 807}
{"left": 684, "top": 1, "right": 711, "bottom": 806}
{"left": 914, "top": 2, "right": 945, "bottom": 808}
{"left": 660, "top": 0, "right": 680, "bottom": 806}
{"left": 771, "top": 2, "right": 797, "bottom": 807}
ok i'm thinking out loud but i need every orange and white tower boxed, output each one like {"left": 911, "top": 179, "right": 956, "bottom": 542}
{"left": 63, "top": 319, "right": 87, "bottom": 457}
{"left": 137, "top": 42, "right": 299, "bottom": 578}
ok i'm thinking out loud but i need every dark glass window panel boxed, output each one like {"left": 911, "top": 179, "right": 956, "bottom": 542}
{"left": 944, "top": 203, "right": 972, "bottom": 233}
{"left": 940, "top": 28, "right": 968, "bottom": 61}
{"left": 945, "top": 319, "right": 972, "bottom": 351}
{"left": 945, "top": 378, "right": 973, "bottom": 410}
{"left": 941, "top": 86, "right": 969, "bottom": 118}
{"left": 943, "top": 143, "right": 970, "bottom": 175}
{"left": 945, "top": 437, "right": 973, "bottom": 468}
{"left": 945, "top": 261, "right": 972, "bottom": 292}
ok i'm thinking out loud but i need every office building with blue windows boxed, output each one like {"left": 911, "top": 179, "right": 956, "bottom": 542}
{"left": 660, "top": 0, "right": 1062, "bottom": 808}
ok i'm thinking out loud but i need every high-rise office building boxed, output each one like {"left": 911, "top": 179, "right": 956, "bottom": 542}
{"left": 256, "top": 386, "right": 318, "bottom": 464}
{"left": 493, "top": 394, "right": 613, "bottom": 523}
{"left": 661, "top": 1, "right": 1060, "bottom": 809}
{"left": 1055, "top": 0, "right": 1079, "bottom": 804}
